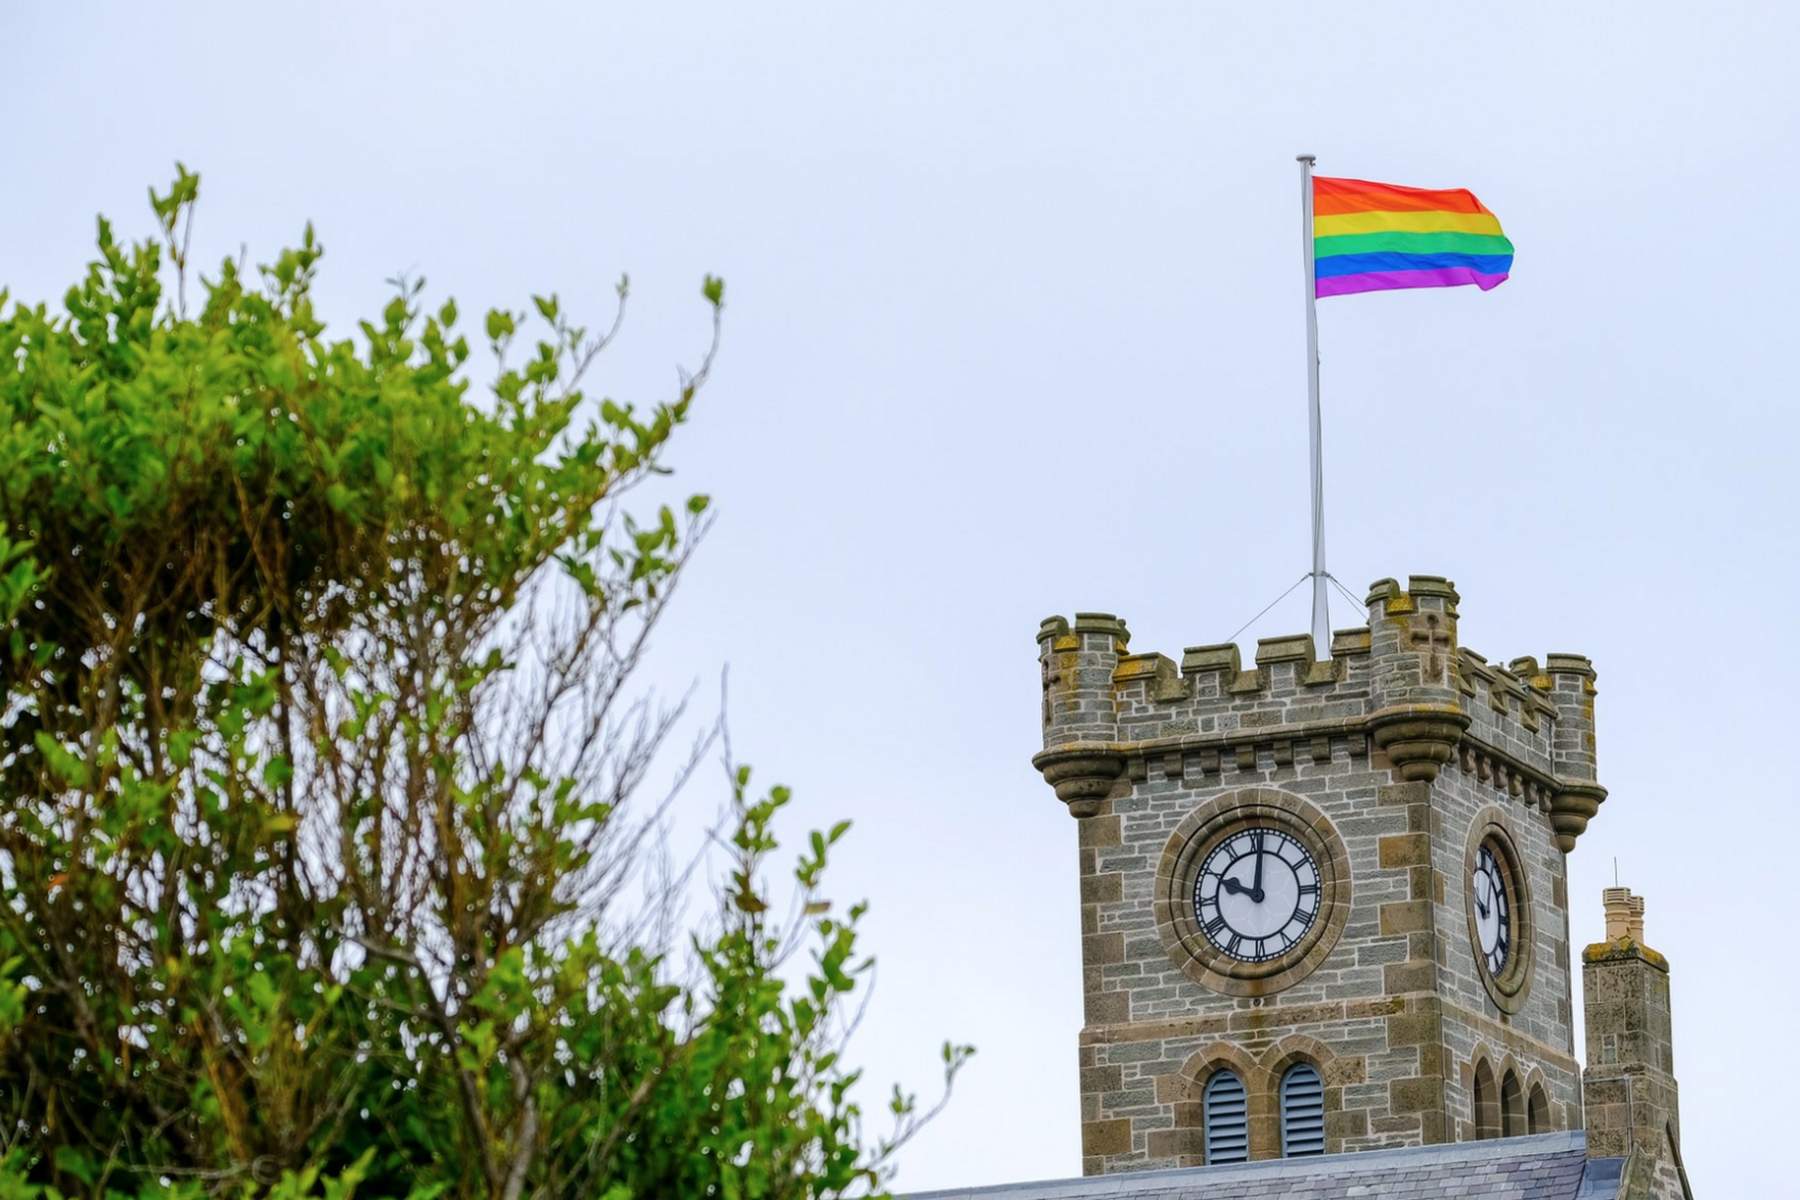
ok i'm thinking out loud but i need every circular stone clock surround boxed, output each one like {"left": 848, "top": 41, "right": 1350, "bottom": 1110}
{"left": 1155, "top": 787, "right": 1352, "bottom": 998}
{"left": 1463, "top": 808, "right": 1534, "bottom": 1014}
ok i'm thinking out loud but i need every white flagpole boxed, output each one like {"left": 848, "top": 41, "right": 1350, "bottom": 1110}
{"left": 1298, "top": 154, "right": 1330, "bottom": 652}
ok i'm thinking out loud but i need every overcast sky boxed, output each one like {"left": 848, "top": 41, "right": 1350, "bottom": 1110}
{"left": 6, "top": 4, "right": 1795, "bottom": 1196}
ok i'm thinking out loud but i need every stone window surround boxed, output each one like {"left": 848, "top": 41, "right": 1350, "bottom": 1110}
{"left": 1467, "top": 1044, "right": 1553, "bottom": 1141}
{"left": 1176, "top": 1034, "right": 1342, "bottom": 1164}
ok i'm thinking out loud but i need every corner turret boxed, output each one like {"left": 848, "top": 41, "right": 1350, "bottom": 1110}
{"left": 1036, "top": 613, "right": 1132, "bottom": 818}
{"left": 1365, "top": 575, "right": 1470, "bottom": 782}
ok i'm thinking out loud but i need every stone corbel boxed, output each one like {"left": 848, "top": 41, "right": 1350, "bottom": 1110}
{"left": 1032, "top": 746, "right": 1127, "bottom": 818}
{"left": 1549, "top": 782, "right": 1608, "bottom": 853}
{"left": 1368, "top": 705, "right": 1472, "bottom": 783}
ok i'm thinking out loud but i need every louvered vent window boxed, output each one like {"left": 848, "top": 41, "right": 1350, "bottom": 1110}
{"left": 1279, "top": 1063, "right": 1326, "bottom": 1157}
{"left": 1202, "top": 1070, "right": 1249, "bottom": 1164}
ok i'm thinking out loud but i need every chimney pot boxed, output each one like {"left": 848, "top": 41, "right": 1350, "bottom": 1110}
{"left": 1602, "top": 886, "right": 1634, "bottom": 941}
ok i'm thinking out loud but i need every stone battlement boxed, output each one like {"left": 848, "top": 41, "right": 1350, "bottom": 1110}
{"left": 1035, "top": 575, "right": 1605, "bottom": 850}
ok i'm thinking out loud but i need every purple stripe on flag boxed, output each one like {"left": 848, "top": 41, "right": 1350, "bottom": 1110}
{"left": 1315, "top": 266, "right": 1510, "bottom": 299}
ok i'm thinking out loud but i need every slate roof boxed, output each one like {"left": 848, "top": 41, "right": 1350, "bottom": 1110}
{"left": 907, "top": 1131, "right": 1624, "bottom": 1200}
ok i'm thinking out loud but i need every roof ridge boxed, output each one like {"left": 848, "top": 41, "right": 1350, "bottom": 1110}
{"left": 903, "top": 1131, "right": 1593, "bottom": 1200}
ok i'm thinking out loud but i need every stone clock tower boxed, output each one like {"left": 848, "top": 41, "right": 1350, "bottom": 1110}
{"left": 1032, "top": 576, "right": 1610, "bottom": 1172}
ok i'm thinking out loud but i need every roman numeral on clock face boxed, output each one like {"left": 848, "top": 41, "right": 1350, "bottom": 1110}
{"left": 1472, "top": 840, "right": 1517, "bottom": 978}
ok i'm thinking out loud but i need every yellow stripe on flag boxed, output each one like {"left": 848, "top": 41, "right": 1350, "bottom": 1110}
{"left": 1314, "top": 210, "right": 1505, "bottom": 238}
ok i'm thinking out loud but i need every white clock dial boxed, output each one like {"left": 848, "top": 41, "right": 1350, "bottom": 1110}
{"left": 1192, "top": 827, "right": 1321, "bottom": 963}
{"left": 1472, "top": 843, "right": 1513, "bottom": 976}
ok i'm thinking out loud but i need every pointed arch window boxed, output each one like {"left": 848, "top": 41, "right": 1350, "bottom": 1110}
{"left": 1501, "top": 1069, "right": 1526, "bottom": 1137}
{"left": 1472, "top": 1058, "right": 1499, "bottom": 1139}
{"left": 1202, "top": 1069, "right": 1249, "bottom": 1164}
{"left": 1279, "top": 1062, "right": 1326, "bottom": 1157}
{"left": 1528, "top": 1082, "right": 1551, "bottom": 1134}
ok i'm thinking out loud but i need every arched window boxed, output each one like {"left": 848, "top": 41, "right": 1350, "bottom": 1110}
{"left": 1528, "top": 1083, "right": 1551, "bottom": 1134}
{"left": 1472, "top": 1058, "right": 1499, "bottom": 1140}
{"left": 1279, "top": 1063, "right": 1326, "bottom": 1157}
{"left": 1501, "top": 1070, "right": 1525, "bottom": 1137}
{"left": 1202, "top": 1069, "right": 1249, "bottom": 1164}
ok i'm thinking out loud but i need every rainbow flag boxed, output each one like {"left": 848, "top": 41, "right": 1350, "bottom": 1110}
{"left": 1313, "top": 177, "right": 1513, "bottom": 299}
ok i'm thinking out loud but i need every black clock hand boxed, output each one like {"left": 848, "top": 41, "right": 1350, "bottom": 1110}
{"left": 1475, "top": 896, "right": 1490, "bottom": 920}
{"left": 1221, "top": 876, "right": 1265, "bottom": 904}
{"left": 1251, "top": 843, "right": 1265, "bottom": 896}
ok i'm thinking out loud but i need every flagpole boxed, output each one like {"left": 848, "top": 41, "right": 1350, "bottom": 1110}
{"left": 1298, "top": 153, "right": 1330, "bottom": 653}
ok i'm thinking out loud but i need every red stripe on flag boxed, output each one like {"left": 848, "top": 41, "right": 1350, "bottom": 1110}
{"left": 1313, "top": 176, "right": 1493, "bottom": 217}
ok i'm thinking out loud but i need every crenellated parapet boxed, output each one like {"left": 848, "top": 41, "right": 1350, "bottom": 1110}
{"left": 1033, "top": 575, "right": 1606, "bottom": 850}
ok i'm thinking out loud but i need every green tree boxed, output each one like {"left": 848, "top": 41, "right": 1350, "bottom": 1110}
{"left": 0, "top": 169, "right": 967, "bottom": 1200}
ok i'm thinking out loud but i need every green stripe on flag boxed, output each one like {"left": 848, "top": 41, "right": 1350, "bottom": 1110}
{"left": 1314, "top": 231, "right": 1515, "bottom": 259}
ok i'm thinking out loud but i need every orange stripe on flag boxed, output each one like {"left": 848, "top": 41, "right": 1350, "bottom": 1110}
{"left": 1313, "top": 176, "right": 1493, "bottom": 217}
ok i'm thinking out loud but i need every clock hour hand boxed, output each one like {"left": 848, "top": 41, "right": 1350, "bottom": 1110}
{"left": 1221, "top": 876, "right": 1265, "bottom": 904}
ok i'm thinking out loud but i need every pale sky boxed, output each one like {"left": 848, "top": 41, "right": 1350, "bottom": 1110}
{"left": 6, "top": 4, "right": 1795, "bottom": 1196}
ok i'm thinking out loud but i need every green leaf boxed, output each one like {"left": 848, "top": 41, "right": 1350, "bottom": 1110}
{"left": 54, "top": 1144, "right": 99, "bottom": 1187}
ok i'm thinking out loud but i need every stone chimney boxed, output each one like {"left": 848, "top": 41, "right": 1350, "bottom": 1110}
{"left": 1581, "top": 887, "right": 1681, "bottom": 1160}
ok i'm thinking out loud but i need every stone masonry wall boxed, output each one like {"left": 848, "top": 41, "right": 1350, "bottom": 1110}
{"left": 1430, "top": 762, "right": 1581, "bottom": 1140}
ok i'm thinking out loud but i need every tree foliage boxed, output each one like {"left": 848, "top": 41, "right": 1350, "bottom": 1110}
{"left": 0, "top": 169, "right": 967, "bottom": 1199}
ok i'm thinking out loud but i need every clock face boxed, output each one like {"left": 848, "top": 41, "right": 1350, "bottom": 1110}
{"left": 1472, "top": 842, "right": 1513, "bottom": 976}
{"left": 1192, "top": 827, "right": 1321, "bottom": 963}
